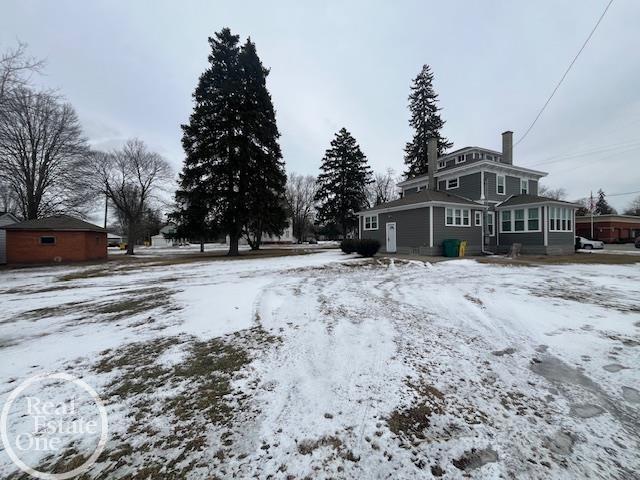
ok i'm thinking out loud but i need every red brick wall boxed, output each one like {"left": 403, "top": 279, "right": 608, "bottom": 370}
{"left": 6, "top": 230, "right": 107, "bottom": 264}
{"left": 576, "top": 221, "right": 640, "bottom": 242}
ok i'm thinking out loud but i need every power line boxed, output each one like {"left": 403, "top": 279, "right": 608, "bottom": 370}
{"left": 606, "top": 189, "right": 640, "bottom": 198}
{"left": 515, "top": 0, "right": 615, "bottom": 147}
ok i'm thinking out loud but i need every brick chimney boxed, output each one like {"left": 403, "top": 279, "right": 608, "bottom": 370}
{"left": 428, "top": 137, "right": 438, "bottom": 191}
{"left": 502, "top": 131, "right": 513, "bottom": 165}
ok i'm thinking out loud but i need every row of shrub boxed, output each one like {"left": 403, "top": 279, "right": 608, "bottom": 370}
{"left": 340, "top": 238, "right": 381, "bottom": 257}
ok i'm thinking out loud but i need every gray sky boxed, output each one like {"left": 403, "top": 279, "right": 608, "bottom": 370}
{"left": 2, "top": 0, "right": 639, "bottom": 211}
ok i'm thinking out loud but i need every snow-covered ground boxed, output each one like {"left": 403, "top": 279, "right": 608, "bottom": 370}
{"left": 0, "top": 252, "right": 638, "bottom": 479}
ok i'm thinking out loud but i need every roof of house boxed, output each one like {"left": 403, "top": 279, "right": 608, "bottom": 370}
{"left": 360, "top": 189, "right": 481, "bottom": 213}
{"left": 0, "top": 214, "right": 106, "bottom": 232}
{"left": 496, "top": 194, "right": 581, "bottom": 208}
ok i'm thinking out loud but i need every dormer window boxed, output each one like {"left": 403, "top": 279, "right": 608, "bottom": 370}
{"left": 438, "top": 160, "right": 446, "bottom": 169}
{"left": 456, "top": 155, "right": 465, "bottom": 164}
{"left": 472, "top": 152, "right": 482, "bottom": 160}
{"left": 520, "top": 179, "right": 529, "bottom": 194}
{"left": 486, "top": 154, "right": 494, "bottom": 161}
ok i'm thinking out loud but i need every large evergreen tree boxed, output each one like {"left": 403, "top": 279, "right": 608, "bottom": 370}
{"left": 239, "top": 38, "right": 287, "bottom": 250}
{"left": 314, "top": 128, "right": 372, "bottom": 238}
{"left": 175, "top": 28, "right": 286, "bottom": 255}
{"left": 595, "top": 189, "right": 616, "bottom": 215}
{"left": 403, "top": 64, "right": 452, "bottom": 178}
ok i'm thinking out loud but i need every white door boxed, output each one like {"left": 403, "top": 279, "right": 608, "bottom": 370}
{"left": 386, "top": 222, "right": 397, "bottom": 253}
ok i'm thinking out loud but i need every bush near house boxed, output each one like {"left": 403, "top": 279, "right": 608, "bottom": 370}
{"left": 355, "top": 239, "right": 381, "bottom": 257}
{"left": 340, "top": 239, "right": 358, "bottom": 254}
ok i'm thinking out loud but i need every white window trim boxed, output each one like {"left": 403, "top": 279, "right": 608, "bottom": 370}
{"left": 438, "top": 161, "right": 446, "bottom": 170}
{"left": 363, "top": 214, "right": 379, "bottom": 231}
{"left": 446, "top": 177, "right": 459, "bottom": 190}
{"left": 496, "top": 174, "right": 506, "bottom": 195}
{"left": 521, "top": 178, "right": 529, "bottom": 194}
{"left": 549, "top": 206, "right": 574, "bottom": 232}
{"left": 474, "top": 211, "right": 482, "bottom": 227}
{"left": 445, "top": 207, "right": 472, "bottom": 227}
{"left": 499, "top": 207, "right": 542, "bottom": 233}
{"left": 486, "top": 211, "right": 495, "bottom": 237}
{"left": 455, "top": 155, "right": 465, "bottom": 164}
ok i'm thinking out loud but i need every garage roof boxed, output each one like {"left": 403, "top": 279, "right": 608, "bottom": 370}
{"left": 0, "top": 214, "right": 106, "bottom": 232}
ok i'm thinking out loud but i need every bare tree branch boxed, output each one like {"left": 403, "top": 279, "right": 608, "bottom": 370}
{"left": 0, "top": 87, "right": 91, "bottom": 219}
{"left": 0, "top": 41, "right": 45, "bottom": 104}
{"left": 90, "top": 139, "right": 172, "bottom": 254}
{"left": 285, "top": 173, "right": 317, "bottom": 242}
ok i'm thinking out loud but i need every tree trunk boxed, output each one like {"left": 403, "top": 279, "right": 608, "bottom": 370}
{"left": 200, "top": 240, "right": 204, "bottom": 253}
{"left": 228, "top": 234, "right": 239, "bottom": 256}
{"left": 126, "top": 222, "right": 136, "bottom": 255}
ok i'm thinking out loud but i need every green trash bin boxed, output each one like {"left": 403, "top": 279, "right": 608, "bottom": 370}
{"left": 442, "top": 239, "right": 461, "bottom": 257}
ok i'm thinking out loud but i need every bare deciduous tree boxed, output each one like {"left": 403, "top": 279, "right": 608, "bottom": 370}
{"left": 368, "top": 168, "right": 399, "bottom": 206}
{"left": 538, "top": 184, "right": 567, "bottom": 200}
{"left": 285, "top": 173, "right": 317, "bottom": 242}
{"left": 92, "top": 139, "right": 172, "bottom": 255}
{"left": 0, "top": 87, "right": 91, "bottom": 219}
{"left": 0, "top": 42, "right": 44, "bottom": 104}
{"left": 623, "top": 195, "right": 640, "bottom": 216}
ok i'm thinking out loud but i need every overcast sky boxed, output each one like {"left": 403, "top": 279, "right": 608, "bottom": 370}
{"left": 2, "top": 0, "right": 639, "bottom": 211}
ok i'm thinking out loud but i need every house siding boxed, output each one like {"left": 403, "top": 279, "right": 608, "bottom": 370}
{"left": 361, "top": 208, "right": 431, "bottom": 254}
{"left": 432, "top": 207, "right": 483, "bottom": 255}
{"left": 0, "top": 214, "right": 18, "bottom": 264}
{"left": 446, "top": 172, "right": 481, "bottom": 200}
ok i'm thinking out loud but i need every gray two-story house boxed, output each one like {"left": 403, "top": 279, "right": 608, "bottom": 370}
{"left": 358, "top": 131, "right": 578, "bottom": 255}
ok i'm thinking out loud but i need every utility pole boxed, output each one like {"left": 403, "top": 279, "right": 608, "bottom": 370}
{"left": 103, "top": 190, "right": 108, "bottom": 230}
{"left": 590, "top": 191, "right": 594, "bottom": 239}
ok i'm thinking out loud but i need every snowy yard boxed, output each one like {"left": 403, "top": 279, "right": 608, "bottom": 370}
{"left": 0, "top": 251, "right": 639, "bottom": 479}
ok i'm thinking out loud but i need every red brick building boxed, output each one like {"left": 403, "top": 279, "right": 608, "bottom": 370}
{"left": 575, "top": 215, "right": 640, "bottom": 243}
{"left": 1, "top": 215, "right": 107, "bottom": 265}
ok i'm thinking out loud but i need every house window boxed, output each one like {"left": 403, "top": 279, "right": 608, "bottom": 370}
{"left": 486, "top": 154, "right": 494, "bottom": 161}
{"left": 486, "top": 212, "right": 495, "bottom": 236}
{"left": 456, "top": 155, "right": 465, "bottom": 164}
{"left": 521, "top": 179, "right": 529, "bottom": 194}
{"left": 364, "top": 214, "right": 378, "bottom": 230}
{"left": 447, "top": 178, "right": 459, "bottom": 189}
{"left": 438, "top": 161, "right": 446, "bottom": 169}
{"left": 500, "top": 207, "right": 542, "bottom": 233}
{"left": 497, "top": 175, "right": 505, "bottom": 195}
{"left": 528, "top": 208, "right": 539, "bottom": 231}
{"left": 514, "top": 209, "right": 525, "bottom": 231}
{"left": 472, "top": 152, "right": 482, "bottom": 160}
{"left": 501, "top": 211, "right": 512, "bottom": 232}
{"left": 445, "top": 208, "right": 471, "bottom": 227}
{"left": 474, "top": 211, "right": 482, "bottom": 226}
{"left": 40, "top": 236, "right": 56, "bottom": 245}
{"left": 549, "top": 207, "right": 573, "bottom": 232}
{"left": 446, "top": 208, "right": 454, "bottom": 225}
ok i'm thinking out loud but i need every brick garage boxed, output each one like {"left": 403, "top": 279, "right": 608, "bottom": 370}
{"left": 2, "top": 215, "right": 107, "bottom": 265}
{"left": 576, "top": 214, "right": 640, "bottom": 243}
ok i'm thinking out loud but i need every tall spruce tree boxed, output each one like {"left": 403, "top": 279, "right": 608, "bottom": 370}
{"left": 595, "top": 189, "right": 616, "bottom": 215}
{"left": 239, "top": 38, "right": 287, "bottom": 250}
{"left": 314, "top": 128, "right": 372, "bottom": 238}
{"left": 403, "top": 64, "right": 452, "bottom": 178}
{"left": 175, "top": 28, "right": 286, "bottom": 255}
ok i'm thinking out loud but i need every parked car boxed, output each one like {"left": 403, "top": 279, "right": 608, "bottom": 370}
{"left": 576, "top": 236, "right": 604, "bottom": 250}
{"left": 635, "top": 237, "right": 640, "bottom": 249}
